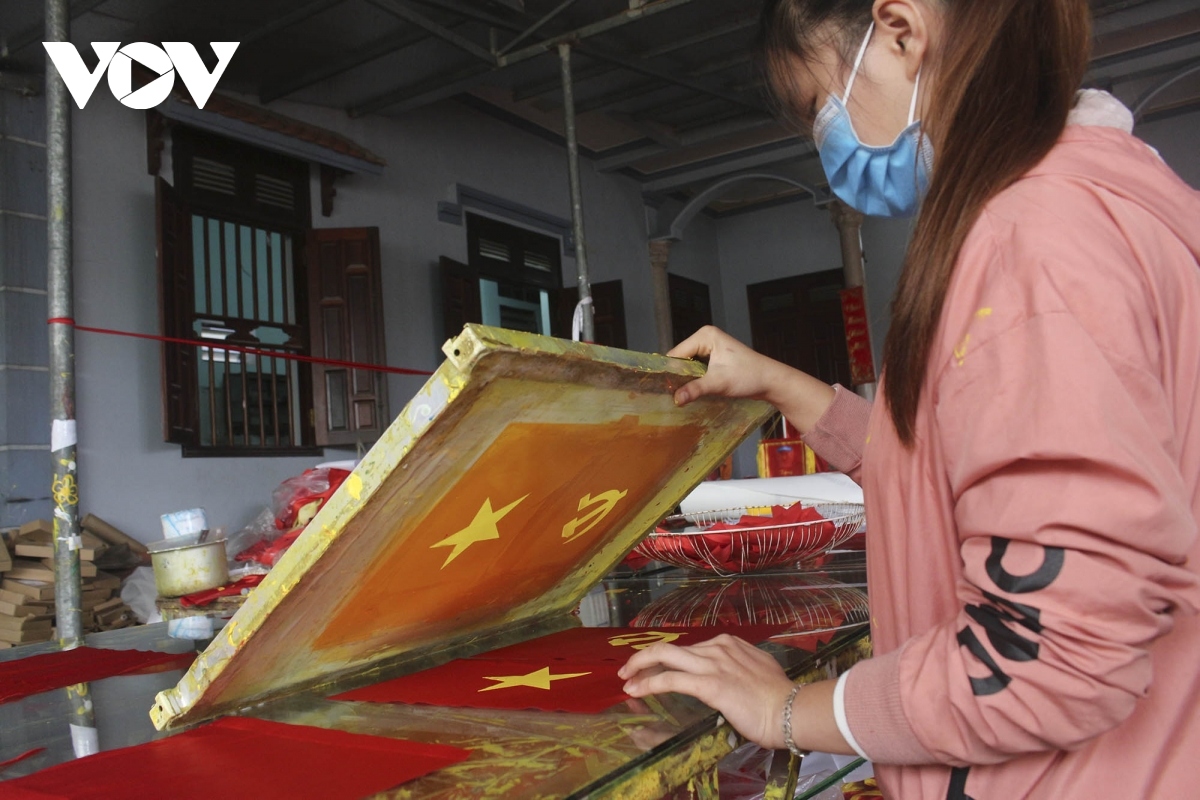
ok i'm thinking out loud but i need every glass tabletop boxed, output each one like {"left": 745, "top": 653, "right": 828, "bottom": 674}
{"left": 0, "top": 553, "right": 869, "bottom": 798}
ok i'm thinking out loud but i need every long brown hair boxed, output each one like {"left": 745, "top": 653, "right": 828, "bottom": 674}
{"left": 758, "top": 0, "right": 1091, "bottom": 444}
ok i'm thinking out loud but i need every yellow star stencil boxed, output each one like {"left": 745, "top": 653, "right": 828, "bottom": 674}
{"left": 430, "top": 494, "right": 527, "bottom": 568}
{"left": 478, "top": 666, "right": 591, "bottom": 692}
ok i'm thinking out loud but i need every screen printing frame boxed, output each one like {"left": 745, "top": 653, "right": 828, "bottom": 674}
{"left": 152, "top": 325, "right": 772, "bottom": 729}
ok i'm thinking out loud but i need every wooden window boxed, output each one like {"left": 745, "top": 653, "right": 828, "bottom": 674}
{"left": 158, "top": 128, "right": 388, "bottom": 455}
{"left": 441, "top": 215, "right": 627, "bottom": 348}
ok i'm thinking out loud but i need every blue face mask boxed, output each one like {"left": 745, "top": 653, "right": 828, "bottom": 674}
{"left": 812, "top": 22, "right": 933, "bottom": 218}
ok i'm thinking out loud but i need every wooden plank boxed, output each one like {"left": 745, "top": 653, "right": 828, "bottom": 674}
{"left": 0, "top": 599, "right": 40, "bottom": 617}
{"left": 17, "top": 543, "right": 98, "bottom": 561}
{"left": 2, "top": 579, "right": 55, "bottom": 601}
{"left": 39, "top": 558, "right": 96, "bottom": 578}
{"left": 0, "top": 614, "right": 53, "bottom": 633}
{"left": 0, "top": 626, "right": 54, "bottom": 644}
{"left": 6, "top": 561, "right": 56, "bottom": 583}
{"left": 82, "top": 514, "right": 149, "bottom": 555}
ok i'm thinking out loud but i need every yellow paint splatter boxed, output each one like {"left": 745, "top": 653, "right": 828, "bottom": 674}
{"left": 954, "top": 333, "right": 971, "bottom": 367}
{"left": 344, "top": 473, "right": 362, "bottom": 500}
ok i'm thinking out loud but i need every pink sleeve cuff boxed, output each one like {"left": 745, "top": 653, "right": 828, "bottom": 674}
{"left": 802, "top": 384, "right": 872, "bottom": 481}
{"left": 843, "top": 648, "right": 938, "bottom": 765}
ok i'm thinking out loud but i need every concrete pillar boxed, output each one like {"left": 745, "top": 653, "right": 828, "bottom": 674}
{"left": 829, "top": 200, "right": 877, "bottom": 401}
{"left": 648, "top": 239, "right": 673, "bottom": 354}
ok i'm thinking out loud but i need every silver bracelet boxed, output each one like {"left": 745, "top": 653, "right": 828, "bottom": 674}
{"left": 781, "top": 682, "right": 808, "bottom": 758}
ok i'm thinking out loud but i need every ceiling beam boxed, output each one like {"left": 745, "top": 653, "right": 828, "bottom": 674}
{"left": 240, "top": 0, "right": 346, "bottom": 46}
{"left": 260, "top": 25, "right": 442, "bottom": 103}
{"left": 365, "top": 0, "right": 495, "bottom": 64}
{"left": 349, "top": 62, "right": 493, "bottom": 117}
{"left": 572, "top": 79, "right": 672, "bottom": 115}
{"left": 497, "top": 0, "right": 585, "bottom": 57}
{"left": 512, "top": 61, "right": 611, "bottom": 101}
{"left": 510, "top": 13, "right": 759, "bottom": 101}
{"left": 579, "top": 45, "right": 759, "bottom": 110}
{"left": 641, "top": 139, "right": 817, "bottom": 193}
{"left": 5, "top": 0, "right": 109, "bottom": 54}
{"left": 595, "top": 114, "right": 776, "bottom": 171}
{"left": 349, "top": 0, "right": 764, "bottom": 117}
{"left": 1092, "top": 8, "right": 1200, "bottom": 69}
{"left": 639, "top": 15, "right": 759, "bottom": 59}
{"left": 497, "top": 0, "right": 704, "bottom": 67}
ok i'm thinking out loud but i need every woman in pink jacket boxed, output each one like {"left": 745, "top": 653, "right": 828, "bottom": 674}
{"left": 618, "top": 0, "right": 1200, "bottom": 796}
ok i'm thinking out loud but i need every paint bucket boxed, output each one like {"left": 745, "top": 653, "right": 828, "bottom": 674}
{"left": 149, "top": 532, "right": 229, "bottom": 597}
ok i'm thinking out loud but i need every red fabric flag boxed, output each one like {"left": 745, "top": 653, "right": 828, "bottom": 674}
{"left": 333, "top": 658, "right": 629, "bottom": 714}
{"left": 477, "top": 625, "right": 788, "bottom": 664}
{"left": 0, "top": 717, "right": 468, "bottom": 800}
{"left": 0, "top": 647, "right": 196, "bottom": 705}
{"left": 178, "top": 574, "right": 265, "bottom": 608}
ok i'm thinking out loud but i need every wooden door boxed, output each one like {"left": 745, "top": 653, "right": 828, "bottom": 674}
{"left": 747, "top": 269, "right": 852, "bottom": 387}
{"left": 669, "top": 273, "right": 713, "bottom": 345}
{"left": 308, "top": 227, "right": 389, "bottom": 447}
{"left": 553, "top": 281, "right": 628, "bottom": 349}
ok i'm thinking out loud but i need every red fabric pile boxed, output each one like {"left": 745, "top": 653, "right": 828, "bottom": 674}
{"left": 235, "top": 467, "right": 351, "bottom": 567}
{"left": 0, "top": 647, "right": 196, "bottom": 705}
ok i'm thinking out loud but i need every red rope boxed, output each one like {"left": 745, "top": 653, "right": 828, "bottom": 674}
{"left": 46, "top": 318, "right": 434, "bottom": 377}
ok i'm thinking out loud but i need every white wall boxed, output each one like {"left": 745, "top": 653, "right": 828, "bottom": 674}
{"left": 60, "top": 95, "right": 1200, "bottom": 536}
{"left": 71, "top": 93, "right": 659, "bottom": 542}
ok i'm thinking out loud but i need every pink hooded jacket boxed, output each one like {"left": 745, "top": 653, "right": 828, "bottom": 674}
{"left": 805, "top": 112, "right": 1200, "bottom": 797}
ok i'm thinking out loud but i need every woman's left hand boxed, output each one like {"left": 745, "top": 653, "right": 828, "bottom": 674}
{"left": 618, "top": 634, "right": 795, "bottom": 750}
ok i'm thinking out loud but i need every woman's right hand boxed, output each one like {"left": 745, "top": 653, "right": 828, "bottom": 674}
{"left": 668, "top": 326, "right": 837, "bottom": 435}
{"left": 668, "top": 326, "right": 780, "bottom": 406}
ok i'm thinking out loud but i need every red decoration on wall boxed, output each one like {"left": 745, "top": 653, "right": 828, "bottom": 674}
{"left": 0, "top": 717, "right": 468, "bottom": 800}
{"left": 0, "top": 647, "right": 196, "bottom": 706}
{"left": 839, "top": 286, "right": 875, "bottom": 386}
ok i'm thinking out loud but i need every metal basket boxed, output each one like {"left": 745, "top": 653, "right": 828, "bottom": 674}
{"left": 633, "top": 501, "right": 865, "bottom": 577}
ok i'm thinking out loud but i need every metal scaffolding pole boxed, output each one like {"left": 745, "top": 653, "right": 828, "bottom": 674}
{"left": 559, "top": 42, "right": 594, "bottom": 341}
{"left": 46, "top": 0, "right": 84, "bottom": 648}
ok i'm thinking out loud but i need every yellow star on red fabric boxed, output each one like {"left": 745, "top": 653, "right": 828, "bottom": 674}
{"left": 477, "top": 666, "right": 591, "bottom": 693}
{"left": 430, "top": 494, "right": 527, "bottom": 568}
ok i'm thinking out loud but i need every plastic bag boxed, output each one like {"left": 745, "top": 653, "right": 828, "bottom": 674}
{"left": 120, "top": 567, "right": 160, "bottom": 624}
{"left": 272, "top": 468, "right": 351, "bottom": 530}
{"left": 224, "top": 507, "right": 277, "bottom": 564}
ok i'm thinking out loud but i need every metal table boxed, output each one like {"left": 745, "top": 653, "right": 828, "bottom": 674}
{"left": 0, "top": 555, "right": 868, "bottom": 799}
